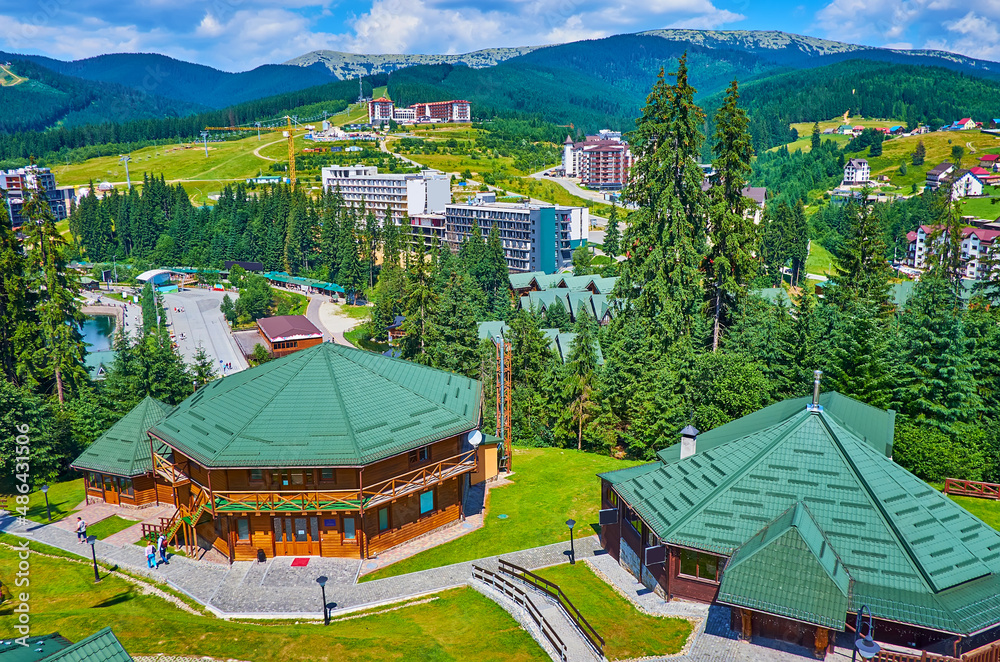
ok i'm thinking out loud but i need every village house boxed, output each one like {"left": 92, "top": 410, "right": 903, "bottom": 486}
{"left": 842, "top": 158, "right": 869, "bottom": 185}
{"left": 925, "top": 162, "right": 956, "bottom": 191}
{"left": 255, "top": 315, "right": 324, "bottom": 358}
{"left": 954, "top": 118, "right": 977, "bottom": 130}
{"left": 73, "top": 343, "right": 500, "bottom": 562}
{"left": 946, "top": 169, "right": 985, "bottom": 199}
{"left": 598, "top": 386, "right": 1000, "bottom": 657}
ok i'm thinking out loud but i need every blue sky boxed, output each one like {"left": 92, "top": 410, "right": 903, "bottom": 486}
{"left": 1, "top": 0, "right": 999, "bottom": 71}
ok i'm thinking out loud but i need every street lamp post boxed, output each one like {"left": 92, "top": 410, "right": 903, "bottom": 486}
{"left": 317, "top": 576, "right": 329, "bottom": 625}
{"left": 566, "top": 519, "right": 576, "bottom": 565}
{"left": 41, "top": 484, "right": 51, "bottom": 522}
{"left": 87, "top": 535, "right": 101, "bottom": 583}
{"left": 852, "top": 605, "right": 881, "bottom": 662}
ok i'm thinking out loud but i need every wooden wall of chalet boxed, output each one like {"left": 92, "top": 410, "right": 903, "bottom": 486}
{"left": 365, "top": 477, "right": 462, "bottom": 556}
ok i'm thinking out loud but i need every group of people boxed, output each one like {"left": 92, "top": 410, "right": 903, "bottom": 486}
{"left": 76, "top": 516, "right": 170, "bottom": 570}
{"left": 145, "top": 535, "right": 170, "bottom": 569}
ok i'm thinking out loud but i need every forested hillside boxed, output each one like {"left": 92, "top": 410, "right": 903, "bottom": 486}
{"left": 0, "top": 58, "right": 205, "bottom": 133}
{"left": 0, "top": 76, "right": 383, "bottom": 166}
{"left": 1, "top": 51, "right": 336, "bottom": 108}
{"left": 702, "top": 60, "right": 1000, "bottom": 152}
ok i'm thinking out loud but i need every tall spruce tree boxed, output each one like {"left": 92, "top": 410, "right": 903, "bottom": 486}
{"left": 616, "top": 55, "right": 708, "bottom": 343}
{"left": 336, "top": 213, "right": 364, "bottom": 302}
{"left": 563, "top": 308, "right": 599, "bottom": 450}
{"left": 0, "top": 200, "right": 32, "bottom": 385}
{"left": 811, "top": 122, "right": 821, "bottom": 151}
{"left": 425, "top": 272, "right": 480, "bottom": 378}
{"left": 401, "top": 239, "right": 437, "bottom": 361}
{"left": 603, "top": 203, "right": 621, "bottom": 260}
{"left": 382, "top": 207, "right": 401, "bottom": 269}
{"left": 832, "top": 192, "right": 892, "bottom": 311}
{"left": 706, "top": 79, "right": 757, "bottom": 350}
{"left": 894, "top": 272, "right": 980, "bottom": 431}
{"left": 927, "top": 191, "right": 967, "bottom": 303}
{"left": 22, "top": 185, "right": 87, "bottom": 403}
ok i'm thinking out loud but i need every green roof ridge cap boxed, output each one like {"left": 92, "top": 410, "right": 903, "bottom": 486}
{"left": 661, "top": 410, "right": 814, "bottom": 540}
{"left": 815, "top": 411, "right": 958, "bottom": 596}
{"left": 324, "top": 345, "right": 361, "bottom": 461}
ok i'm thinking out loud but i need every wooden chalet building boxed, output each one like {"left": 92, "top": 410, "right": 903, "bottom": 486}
{"left": 72, "top": 396, "right": 174, "bottom": 508}
{"left": 599, "top": 390, "right": 1000, "bottom": 656}
{"left": 142, "top": 342, "right": 495, "bottom": 562}
{"left": 256, "top": 315, "right": 324, "bottom": 358}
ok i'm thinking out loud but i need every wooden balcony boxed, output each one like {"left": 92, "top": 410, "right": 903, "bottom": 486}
{"left": 153, "top": 451, "right": 191, "bottom": 486}
{"left": 208, "top": 449, "right": 478, "bottom": 514}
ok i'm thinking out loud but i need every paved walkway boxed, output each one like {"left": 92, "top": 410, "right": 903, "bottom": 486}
{"left": 1, "top": 510, "right": 595, "bottom": 618}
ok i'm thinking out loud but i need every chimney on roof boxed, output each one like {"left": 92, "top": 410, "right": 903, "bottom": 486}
{"left": 808, "top": 370, "right": 823, "bottom": 412}
{"left": 680, "top": 425, "right": 699, "bottom": 459}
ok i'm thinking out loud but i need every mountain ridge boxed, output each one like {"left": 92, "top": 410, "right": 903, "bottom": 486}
{"left": 282, "top": 46, "right": 544, "bottom": 79}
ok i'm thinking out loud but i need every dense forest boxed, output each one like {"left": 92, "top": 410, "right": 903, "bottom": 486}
{"left": 0, "top": 76, "right": 383, "bottom": 166}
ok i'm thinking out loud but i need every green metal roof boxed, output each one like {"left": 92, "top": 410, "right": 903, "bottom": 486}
{"left": 718, "top": 502, "right": 852, "bottom": 629}
{"left": 508, "top": 271, "right": 544, "bottom": 289}
{"left": 610, "top": 396, "right": 1000, "bottom": 634}
{"left": 149, "top": 343, "right": 482, "bottom": 468}
{"left": 0, "top": 629, "right": 133, "bottom": 662}
{"left": 478, "top": 320, "right": 508, "bottom": 341}
{"left": 71, "top": 396, "right": 173, "bottom": 476}
{"left": 42, "top": 629, "right": 132, "bottom": 662}
{"left": 656, "top": 391, "right": 896, "bottom": 463}
{"left": 754, "top": 287, "right": 789, "bottom": 305}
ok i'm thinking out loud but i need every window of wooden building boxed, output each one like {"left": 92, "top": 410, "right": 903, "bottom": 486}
{"left": 120, "top": 478, "right": 134, "bottom": 497}
{"left": 85, "top": 472, "right": 102, "bottom": 491}
{"left": 624, "top": 506, "right": 642, "bottom": 536}
{"left": 606, "top": 484, "right": 618, "bottom": 507}
{"left": 378, "top": 507, "right": 389, "bottom": 532}
{"left": 320, "top": 468, "right": 335, "bottom": 483}
{"left": 344, "top": 517, "right": 357, "bottom": 540}
{"left": 678, "top": 549, "right": 721, "bottom": 583}
{"left": 249, "top": 469, "right": 264, "bottom": 484}
{"left": 419, "top": 490, "right": 434, "bottom": 516}
{"left": 409, "top": 446, "right": 431, "bottom": 464}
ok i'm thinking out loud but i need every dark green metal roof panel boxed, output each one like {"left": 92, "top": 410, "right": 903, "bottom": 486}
{"left": 655, "top": 392, "right": 894, "bottom": 463}
{"left": 598, "top": 462, "right": 660, "bottom": 485}
{"left": 71, "top": 396, "right": 173, "bottom": 476}
{"left": 719, "top": 503, "right": 851, "bottom": 629}
{"left": 43, "top": 628, "right": 132, "bottom": 662}
{"left": 150, "top": 343, "right": 482, "bottom": 468}
{"left": 613, "top": 398, "right": 1000, "bottom": 635}
{"left": 0, "top": 634, "right": 72, "bottom": 662}
{"left": 508, "top": 271, "right": 544, "bottom": 289}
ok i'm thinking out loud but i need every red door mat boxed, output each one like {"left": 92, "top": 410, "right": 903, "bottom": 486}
{"left": 290, "top": 558, "right": 310, "bottom": 567}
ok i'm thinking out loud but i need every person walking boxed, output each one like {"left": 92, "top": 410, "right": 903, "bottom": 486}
{"left": 157, "top": 534, "right": 169, "bottom": 567}
{"left": 145, "top": 541, "right": 156, "bottom": 569}
{"left": 76, "top": 517, "right": 87, "bottom": 543}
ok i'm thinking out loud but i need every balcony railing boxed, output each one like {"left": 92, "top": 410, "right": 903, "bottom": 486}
{"left": 159, "top": 448, "right": 479, "bottom": 515}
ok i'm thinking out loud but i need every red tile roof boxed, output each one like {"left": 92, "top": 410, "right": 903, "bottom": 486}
{"left": 980, "top": 154, "right": 999, "bottom": 162}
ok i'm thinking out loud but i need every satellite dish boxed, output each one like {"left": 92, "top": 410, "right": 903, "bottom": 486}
{"left": 468, "top": 430, "right": 483, "bottom": 448}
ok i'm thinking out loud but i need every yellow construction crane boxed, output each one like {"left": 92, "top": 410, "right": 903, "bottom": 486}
{"left": 203, "top": 116, "right": 304, "bottom": 187}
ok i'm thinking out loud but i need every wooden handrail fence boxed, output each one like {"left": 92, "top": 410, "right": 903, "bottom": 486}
{"left": 472, "top": 565, "right": 567, "bottom": 662}
{"left": 863, "top": 640, "right": 1000, "bottom": 662}
{"left": 943, "top": 479, "right": 1000, "bottom": 500}
{"left": 497, "top": 558, "right": 605, "bottom": 656}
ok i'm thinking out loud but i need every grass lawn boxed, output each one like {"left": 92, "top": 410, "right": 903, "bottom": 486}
{"left": 2, "top": 479, "right": 85, "bottom": 523}
{"left": 0, "top": 545, "right": 547, "bottom": 662}
{"left": 503, "top": 178, "right": 618, "bottom": 218}
{"left": 345, "top": 326, "right": 390, "bottom": 354}
{"left": 805, "top": 242, "right": 838, "bottom": 276}
{"left": 534, "top": 563, "right": 693, "bottom": 661}
{"left": 867, "top": 131, "right": 1000, "bottom": 188}
{"left": 362, "top": 447, "right": 641, "bottom": 581}
{"left": 340, "top": 304, "right": 372, "bottom": 319}
{"left": 270, "top": 288, "right": 309, "bottom": 316}
{"left": 953, "top": 194, "right": 1000, "bottom": 221}
{"left": 86, "top": 515, "right": 139, "bottom": 540}
{"left": 947, "top": 494, "right": 1000, "bottom": 530}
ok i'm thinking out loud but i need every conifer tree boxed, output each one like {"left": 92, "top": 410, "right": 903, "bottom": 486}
{"left": 912, "top": 140, "right": 926, "bottom": 166}
{"left": 927, "top": 191, "right": 967, "bottom": 303}
{"left": 364, "top": 208, "right": 381, "bottom": 289}
{"left": 616, "top": 54, "right": 708, "bottom": 343}
{"left": 543, "top": 297, "right": 571, "bottom": 331}
{"left": 832, "top": 191, "right": 892, "bottom": 311}
{"left": 0, "top": 200, "right": 32, "bottom": 385}
{"left": 824, "top": 301, "right": 895, "bottom": 409}
{"left": 563, "top": 308, "right": 599, "bottom": 449}
{"left": 811, "top": 122, "right": 821, "bottom": 151}
{"left": 382, "top": 207, "right": 401, "bottom": 270}
{"left": 603, "top": 203, "right": 621, "bottom": 260}
{"left": 22, "top": 185, "right": 87, "bottom": 403}
{"left": 425, "top": 272, "right": 480, "bottom": 378}
{"left": 319, "top": 188, "right": 342, "bottom": 279}
{"left": 401, "top": 239, "right": 437, "bottom": 361}
{"left": 706, "top": 79, "right": 757, "bottom": 350}
{"left": 336, "top": 213, "right": 364, "bottom": 302}
{"left": 894, "top": 272, "right": 980, "bottom": 431}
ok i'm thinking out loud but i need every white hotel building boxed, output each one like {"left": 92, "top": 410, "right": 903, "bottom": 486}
{"left": 320, "top": 165, "right": 451, "bottom": 224}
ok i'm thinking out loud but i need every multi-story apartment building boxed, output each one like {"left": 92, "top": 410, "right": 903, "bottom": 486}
{"left": 1, "top": 166, "right": 72, "bottom": 228}
{"left": 906, "top": 224, "right": 1000, "bottom": 279}
{"left": 367, "top": 97, "right": 471, "bottom": 125}
{"left": 562, "top": 130, "right": 632, "bottom": 190}
{"left": 926, "top": 162, "right": 955, "bottom": 191}
{"left": 842, "top": 158, "right": 870, "bottom": 184}
{"left": 321, "top": 166, "right": 451, "bottom": 224}
{"left": 443, "top": 198, "right": 588, "bottom": 273}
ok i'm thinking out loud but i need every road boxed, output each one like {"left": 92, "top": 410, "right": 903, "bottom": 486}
{"left": 528, "top": 168, "right": 611, "bottom": 205}
{"left": 163, "top": 288, "right": 248, "bottom": 374}
{"left": 253, "top": 137, "right": 286, "bottom": 162}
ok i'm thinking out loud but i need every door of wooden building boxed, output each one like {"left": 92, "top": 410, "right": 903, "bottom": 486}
{"left": 273, "top": 516, "right": 321, "bottom": 556}
{"left": 102, "top": 475, "right": 120, "bottom": 505}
